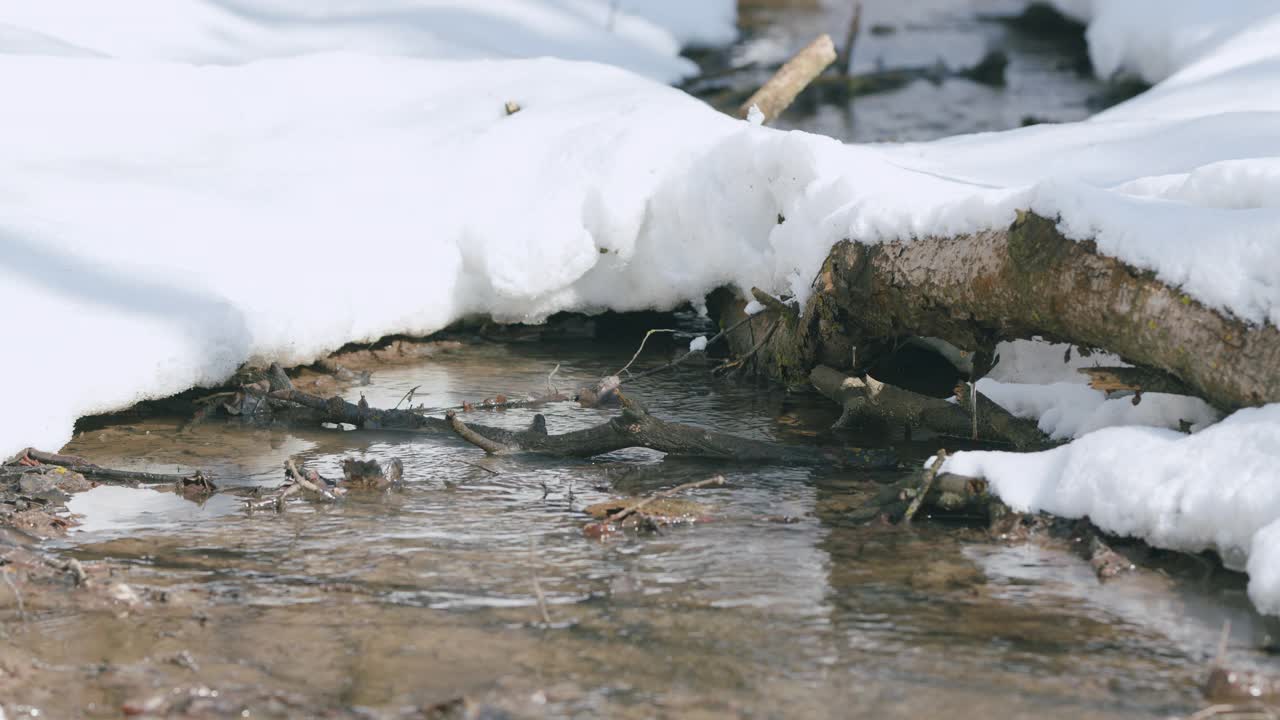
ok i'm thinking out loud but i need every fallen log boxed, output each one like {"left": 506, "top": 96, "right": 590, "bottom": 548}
{"left": 264, "top": 387, "right": 898, "bottom": 468}
{"left": 445, "top": 395, "right": 897, "bottom": 468}
{"left": 810, "top": 365, "right": 1048, "bottom": 448}
{"left": 721, "top": 212, "right": 1280, "bottom": 411}
{"left": 12, "top": 449, "right": 213, "bottom": 490}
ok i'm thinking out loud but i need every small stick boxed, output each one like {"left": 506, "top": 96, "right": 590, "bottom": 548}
{"left": 608, "top": 475, "right": 727, "bottom": 525}
{"left": 546, "top": 363, "right": 561, "bottom": 395}
{"left": 971, "top": 381, "right": 979, "bottom": 441}
{"left": 624, "top": 311, "right": 766, "bottom": 383}
{"left": 903, "top": 451, "right": 947, "bottom": 524}
{"left": 458, "top": 459, "right": 500, "bottom": 476}
{"left": 392, "top": 385, "right": 421, "bottom": 410}
{"left": 715, "top": 319, "right": 780, "bottom": 374}
{"left": 841, "top": 1, "right": 863, "bottom": 76}
{"left": 19, "top": 448, "right": 210, "bottom": 487}
{"left": 446, "top": 411, "right": 514, "bottom": 455}
{"left": 284, "top": 459, "right": 337, "bottom": 501}
{"left": 738, "top": 34, "right": 838, "bottom": 123}
{"left": 615, "top": 329, "right": 678, "bottom": 377}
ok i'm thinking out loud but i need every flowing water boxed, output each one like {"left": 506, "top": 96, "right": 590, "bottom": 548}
{"left": 3, "top": 4, "right": 1276, "bottom": 718}
{"left": 2, "top": 336, "right": 1272, "bottom": 718}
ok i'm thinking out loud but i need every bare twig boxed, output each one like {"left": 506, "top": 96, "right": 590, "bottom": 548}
{"left": 616, "top": 329, "right": 678, "bottom": 377}
{"left": 608, "top": 476, "right": 728, "bottom": 525}
{"left": 715, "top": 319, "right": 780, "bottom": 375}
{"left": 17, "top": 448, "right": 211, "bottom": 488}
{"left": 738, "top": 34, "right": 838, "bottom": 123}
{"left": 546, "top": 363, "right": 561, "bottom": 395}
{"left": 903, "top": 451, "right": 947, "bottom": 524}
{"left": 458, "top": 459, "right": 500, "bottom": 476}
{"left": 624, "top": 311, "right": 767, "bottom": 383}
{"left": 446, "top": 411, "right": 514, "bottom": 455}
{"left": 392, "top": 385, "right": 421, "bottom": 410}
{"left": 284, "top": 459, "right": 338, "bottom": 501}
{"left": 841, "top": 1, "right": 863, "bottom": 76}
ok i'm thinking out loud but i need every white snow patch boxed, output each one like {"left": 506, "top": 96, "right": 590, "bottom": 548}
{"left": 0, "top": 0, "right": 735, "bottom": 83}
{"left": 689, "top": 336, "right": 709, "bottom": 353}
{"left": 943, "top": 405, "right": 1280, "bottom": 614}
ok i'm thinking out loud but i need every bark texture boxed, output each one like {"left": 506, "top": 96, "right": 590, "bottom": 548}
{"left": 722, "top": 212, "right": 1280, "bottom": 410}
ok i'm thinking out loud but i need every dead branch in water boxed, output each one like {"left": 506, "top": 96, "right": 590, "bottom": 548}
{"left": 606, "top": 475, "right": 727, "bottom": 525}
{"left": 738, "top": 34, "right": 838, "bottom": 123}
{"left": 622, "top": 311, "right": 766, "bottom": 383}
{"left": 443, "top": 391, "right": 896, "bottom": 468}
{"left": 13, "top": 448, "right": 214, "bottom": 491}
{"left": 810, "top": 366, "right": 1048, "bottom": 449}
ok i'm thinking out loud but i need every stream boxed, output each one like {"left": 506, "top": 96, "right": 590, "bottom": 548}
{"left": 2, "top": 3, "right": 1276, "bottom": 718}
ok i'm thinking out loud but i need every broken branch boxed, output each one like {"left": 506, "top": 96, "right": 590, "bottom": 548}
{"left": 738, "top": 34, "right": 838, "bottom": 123}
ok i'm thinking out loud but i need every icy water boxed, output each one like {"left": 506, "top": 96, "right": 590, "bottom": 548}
{"left": 3, "top": 338, "right": 1271, "bottom": 718}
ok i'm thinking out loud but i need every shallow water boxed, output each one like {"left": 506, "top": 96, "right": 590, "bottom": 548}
{"left": 0, "top": 337, "right": 1268, "bottom": 718}
{"left": 703, "top": 0, "right": 1118, "bottom": 142}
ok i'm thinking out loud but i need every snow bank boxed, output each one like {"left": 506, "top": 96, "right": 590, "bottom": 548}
{"left": 0, "top": 0, "right": 736, "bottom": 82}
{"left": 4, "top": 3, "right": 1280, "bottom": 610}
{"left": 944, "top": 406, "right": 1280, "bottom": 613}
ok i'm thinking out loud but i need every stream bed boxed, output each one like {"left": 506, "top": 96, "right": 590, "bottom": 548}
{"left": 2, "top": 337, "right": 1275, "bottom": 718}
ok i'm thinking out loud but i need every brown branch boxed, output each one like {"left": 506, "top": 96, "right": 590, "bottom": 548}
{"left": 738, "top": 34, "right": 838, "bottom": 123}
{"left": 724, "top": 212, "right": 1279, "bottom": 411}
{"left": 903, "top": 451, "right": 946, "bottom": 524}
{"left": 17, "top": 448, "right": 213, "bottom": 488}
{"left": 840, "top": 1, "right": 863, "bottom": 76}
{"left": 446, "top": 411, "right": 515, "bottom": 455}
{"left": 624, "top": 311, "right": 768, "bottom": 383}
{"left": 607, "top": 475, "right": 727, "bottom": 525}
{"left": 811, "top": 366, "right": 1048, "bottom": 449}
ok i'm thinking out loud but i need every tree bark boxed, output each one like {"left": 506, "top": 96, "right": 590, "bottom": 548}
{"left": 720, "top": 212, "right": 1280, "bottom": 411}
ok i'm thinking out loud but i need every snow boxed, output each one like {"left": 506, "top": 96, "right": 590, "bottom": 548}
{"left": 689, "top": 336, "right": 709, "bottom": 353}
{"left": 0, "top": 0, "right": 736, "bottom": 83}
{"left": 943, "top": 406, "right": 1280, "bottom": 614}
{"left": 3, "top": 2, "right": 1280, "bottom": 612}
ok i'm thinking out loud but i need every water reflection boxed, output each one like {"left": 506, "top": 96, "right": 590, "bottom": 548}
{"left": 29, "top": 339, "right": 1272, "bottom": 717}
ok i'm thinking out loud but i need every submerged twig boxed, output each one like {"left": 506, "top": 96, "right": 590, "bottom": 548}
{"left": 903, "top": 451, "right": 947, "bottom": 524}
{"left": 15, "top": 448, "right": 212, "bottom": 489}
{"left": 607, "top": 476, "right": 727, "bottom": 525}
{"left": 446, "top": 411, "right": 514, "bottom": 455}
